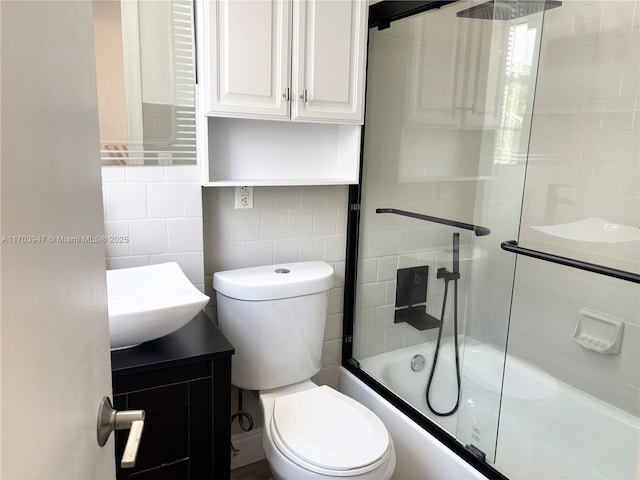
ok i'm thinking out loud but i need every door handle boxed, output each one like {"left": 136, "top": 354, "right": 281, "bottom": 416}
{"left": 120, "top": 419, "right": 144, "bottom": 468}
{"left": 300, "top": 88, "right": 308, "bottom": 103}
{"left": 97, "top": 396, "right": 145, "bottom": 469}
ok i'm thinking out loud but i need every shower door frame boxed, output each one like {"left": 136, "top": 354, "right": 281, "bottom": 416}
{"left": 341, "top": 2, "right": 508, "bottom": 479}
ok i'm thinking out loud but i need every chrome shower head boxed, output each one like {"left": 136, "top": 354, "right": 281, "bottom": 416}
{"left": 456, "top": 0, "right": 562, "bottom": 21}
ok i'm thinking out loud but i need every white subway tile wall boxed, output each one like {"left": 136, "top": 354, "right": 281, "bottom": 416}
{"left": 147, "top": 183, "right": 184, "bottom": 218}
{"left": 203, "top": 185, "right": 348, "bottom": 389}
{"left": 352, "top": 246, "right": 473, "bottom": 360}
{"left": 129, "top": 219, "right": 169, "bottom": 255}
{"left": 101, "top": 165, "right": 205, "bottom": 291}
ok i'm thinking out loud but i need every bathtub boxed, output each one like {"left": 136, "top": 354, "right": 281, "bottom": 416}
{"left": 340, "top": 338, "right": 640, "bottom": 480}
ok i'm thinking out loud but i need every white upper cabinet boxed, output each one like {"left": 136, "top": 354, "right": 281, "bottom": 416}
{"left": 291, "top": 0, "right": 367, "bottom": 123}
{"left": 204, "top": 0, "right": 368, "bottom": 124}
{"left": 204, "top": 0, "right": 291, "bottom": 119}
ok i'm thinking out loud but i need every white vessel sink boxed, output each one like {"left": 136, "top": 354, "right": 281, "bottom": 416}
{"left": 107, "top": 262, "right": 209, "bottom": 350}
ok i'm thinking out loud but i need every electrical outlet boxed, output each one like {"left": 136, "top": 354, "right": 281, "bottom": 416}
{"left": 234, "top": 186, "right": 254, "bottom": 209}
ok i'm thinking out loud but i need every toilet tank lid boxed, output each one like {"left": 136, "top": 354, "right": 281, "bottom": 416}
{"left": 213, "top": 261, "right": 334, "bottom": 301}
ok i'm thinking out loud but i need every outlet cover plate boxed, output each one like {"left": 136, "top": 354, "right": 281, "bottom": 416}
{"left": 234, "top": 186, "right": 254, "bottom": 209}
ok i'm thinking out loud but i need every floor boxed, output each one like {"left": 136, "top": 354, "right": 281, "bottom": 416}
{"left": 230, "top": 460, "right": 273, "bottom": 480}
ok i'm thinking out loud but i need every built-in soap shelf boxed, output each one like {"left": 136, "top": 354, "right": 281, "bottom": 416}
{"left": 572, "top": 308, "right": 624, "bottom": 354}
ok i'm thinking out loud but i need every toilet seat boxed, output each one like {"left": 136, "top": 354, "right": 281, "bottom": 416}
{"left": 270, "top": 386, "right": 392, "bottom": 477}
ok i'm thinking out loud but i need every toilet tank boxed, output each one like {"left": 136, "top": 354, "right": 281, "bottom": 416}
{"left": 213, "top": 262, "right": 334, "bottom": 391}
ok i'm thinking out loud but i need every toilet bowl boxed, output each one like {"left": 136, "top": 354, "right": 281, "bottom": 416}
{"left": 261, "top": 381, "right": 395, "bottom": 480}
{"left": 213, "top": 261, "right": 396, "bottom": 480}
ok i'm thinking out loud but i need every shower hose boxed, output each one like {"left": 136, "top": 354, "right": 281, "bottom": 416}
{"left": 425, "top": 246, "right": 462, "bottom": 417}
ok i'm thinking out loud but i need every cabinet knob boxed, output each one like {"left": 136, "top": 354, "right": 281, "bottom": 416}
{"left": 282, "top": 87, "right": 290, "bottom": 101}
{"left": 97, "top": 396, "right": 146, "bottom": 469}
{"left": 300, "top": 88, "right": 308, "bottom": 103}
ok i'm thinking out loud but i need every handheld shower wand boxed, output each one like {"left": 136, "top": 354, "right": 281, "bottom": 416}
{"left": 426, "top": 232, "right": 462, "bottom": 417}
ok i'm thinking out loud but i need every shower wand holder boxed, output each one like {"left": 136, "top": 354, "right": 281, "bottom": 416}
{"left": 437, "top": 267, "right": 460, "bottom": 281}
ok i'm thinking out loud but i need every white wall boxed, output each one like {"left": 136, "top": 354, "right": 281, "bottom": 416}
{"left": 101, "top": 165, "right": 205, "bottom": 290}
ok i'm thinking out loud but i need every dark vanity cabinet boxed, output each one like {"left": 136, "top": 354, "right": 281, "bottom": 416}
{"left": 111, "top": 313, "right": 234, "bottom": 480}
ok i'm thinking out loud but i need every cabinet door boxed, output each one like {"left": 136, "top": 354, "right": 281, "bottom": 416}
{"left": 114, "top": 383, "right": 190, "bottom": 479}
{"left": 205, "top": 0, "right": 291, "bottom": 119}
{"left": 291, "top": 0, "right": 368, "bottom": 124}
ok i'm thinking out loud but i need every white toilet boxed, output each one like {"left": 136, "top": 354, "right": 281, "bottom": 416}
{"left": 213, "top": 261, "right": 396, "bottom": 480}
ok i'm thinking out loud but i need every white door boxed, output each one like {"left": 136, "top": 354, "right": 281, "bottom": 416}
{"left": 291, "top": 0, "right": 368, "bottom": 124}
{"left": 205, "top": 0, "right": 292, "bottom": 119}
{"left": 1, "top": 1, "right": 115, "bottom": 478}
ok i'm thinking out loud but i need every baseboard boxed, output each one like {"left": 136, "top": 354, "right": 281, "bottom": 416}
{"left": 230, "top": 428, "right": 265, "bottom": 470}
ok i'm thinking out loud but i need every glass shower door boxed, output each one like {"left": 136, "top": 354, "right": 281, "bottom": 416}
{"left": 351, "top": 1, "right": 639, "bottom": 478}
{"left": 494, "top": 1, "right": 640, "bottom": 478}
{"left": 454, "top": 4, "right": 546, "bottom": 462}
{"left": 351, "top": 0, "right": 546, "bottom": 466}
